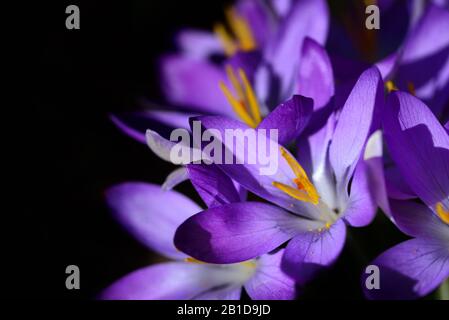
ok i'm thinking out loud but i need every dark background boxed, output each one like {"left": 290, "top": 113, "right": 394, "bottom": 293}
{"left": 18, "top": 0, "right": 412, "bottom": 300}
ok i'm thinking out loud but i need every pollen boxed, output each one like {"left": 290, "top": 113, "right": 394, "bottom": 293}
{"left": 214, "top": 7, "right": 256, "bottom": 56}
{"left": 219, "top": 65, "right": 262, "bottom": 128}
{"left": 386, "top": 80, "right": 398, "bottom": 93}
{"left": 272, "top": 147, "right": 320, "bottom": 205}
{"left": 436, "top": 202, "right": 449, "bottom": 224}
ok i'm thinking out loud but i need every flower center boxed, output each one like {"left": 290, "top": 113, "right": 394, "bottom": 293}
{"left": 219, "top": 65, "right": 262, "bottom": 128}
{"left": 436, "top": 202, "right": 449, "bottom": 224}
{"left": 214, "top": 7, "right": 256, "bottom": 56}
{"left": 272, "top": 147, "right": 320, "bottom": 205}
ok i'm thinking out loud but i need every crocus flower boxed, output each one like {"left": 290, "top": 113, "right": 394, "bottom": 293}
{"left": 100, "top": 180, "right": 296, "bottom": 300}
{"left": 173, "top": 66, "right": 382, "bottom": 285}
{"left": 362, "top": 91, "right": 449, "bottom": 300}
{"left": 378, "top": 4, "right": 449, "bottom": 121}
{"left": 111, "top": 0, "right": 330, "bottom": 143}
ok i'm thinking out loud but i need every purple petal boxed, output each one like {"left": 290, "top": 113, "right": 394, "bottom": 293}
{"left": 257, "top": 95, "right": 313, "bottom": 145}
{"left": 174, "top": 201, "right": 319, "bottom": 263}
{"left": 186, "top": 164, "right": 242, "bottom": 208}
{"left": 343, "top": 161, "right": 377, "bottom": 227}
{"left": 363, "top": 238, "right": 449, "bottom": 299}
{"left": 281, "top": 219, "right": 346, "bottom": 284}
{"left": 385, "top": 165, "right": 417, "bottom": 200}
{"left": 383, "top": 91, "right": 449, "bottom": 210}
{"left": 105, "top": 182, "right": 201, "bottom": 259}
{"left": 394, "top": 4, "right": 449, "bottom": 116}
{"left": 363, "top": 130, "right": 392, "bottom": 217}
{"left": 110, "top": 111, "right": 193, "bottom": 144}
{"left": 264, "top": 0, "right": 329, "bottom": 97}
{"left": 297, "top": 112, "right": 337, "bottom": 208}
{"left": 227, "top": 51, "right": 262, "bottom": 80}
{"left": 175, "top": 29, "right": 222, "bottom": 60}
{"left": 159, "top": 54, "right": 235, "bottom": 117}
{"left": 100, "top": 262, "right": 242, "bottom": 300}
{"left": 244, "top": 250, "right": 297, "bottom": 300}
{"left": 297, "top": 38, "right": 334, "bottom": 110}
{"left": 390, "top": 200, "right": 449, "bottom": 242}
{"left": 329, "top": 67, "right": 383, "bottom": 191}
{"left": 376, "top": 53, "right": 397, "bottom": 80}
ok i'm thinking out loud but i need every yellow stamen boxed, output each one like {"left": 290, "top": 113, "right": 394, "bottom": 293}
{"left": 272, "top": 147, "right": 320, "bottom": 205}
{"left": 219, "top": 81, "right": 257, "bottom": 128}
{"left": 436, "top": 202, "right": 449, "bottom": 224}
{"left": 239, "top": 68, "right": 262, "bottom": 124}
{"left": 214, "top": 23, "right": 237, "bottom": 56}
{"left": 226, "top": 65, "right": 245, "bottom": 101}
{"left": 219, "top": 65, "right": 262, "bottom": 128}
{"left": 386, "top": 80, "right": 398, "bottom": 93}
{"left": 184, "top": 257, "right": 207, "bottom": 264}
{"left": 225, "top": 8, "right": 256, "bottom": 52}
{"left": 407, "top": 81, "right": 416, "bottom": 95}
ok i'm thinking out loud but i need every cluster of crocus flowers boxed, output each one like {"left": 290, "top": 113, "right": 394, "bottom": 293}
{"left": 103, "top": 0, "right": 449, "bottom": 300}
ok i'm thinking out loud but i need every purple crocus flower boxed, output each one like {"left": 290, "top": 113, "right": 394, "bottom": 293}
{"left": 100, "top": 181, "right": 296, "bottom": 300}
{"left": 377, "top": 4, "right": 449, "bottom": 121}
{"left": 111, "top": 0, "right": 330, "bottom": 143}
{"left": 362, "top": 91, "right": 449, "bottom": 300}
{"left": 173, "top": 66, "right": 382, "bottom": 285}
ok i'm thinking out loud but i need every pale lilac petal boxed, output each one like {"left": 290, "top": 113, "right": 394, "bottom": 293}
{"left": 364, "top": 238, "right": 449, "bottom": 299}
{"left": 264, "top": 0, "right": 329, "bottom": 97}
{"left": 343, "top": 161, "right": 377, "bottom": 227}
{"left": 105, "top": 182, "right": 201, "bottom": 259}
{"left": 383, "top": 91, "right": 449, "bottom": 210}
{"left": 101, "top": 262, "right": 242, "bottom": 300}
{"left": 244, "top": 250, "right": 297, "bottom": 300}
{"left": 297, "top": 37, "right": 334, "bottom": 110}
{"left": 162, "top": 167, "right": 189, "bottom": 191}
{"left": 176, "top": 29, "right": 222, "bottom": 59}
{"left": 281, "top": 219, "right": 347, "bottom": 284}
{"left": 174, "top": 201, "right": 320, "bottom": 264}
{"left": 329, "top": 67, "right": 383, "bottom": 191}
{"left": 390, "top": 200, "right": 449, "bottom": 243}
{"left": 160, "top": 55, "right": 235, "bottom": 117}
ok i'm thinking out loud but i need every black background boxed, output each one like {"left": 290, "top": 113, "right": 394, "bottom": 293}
{"left": 15, "top": 0, "right": 415, "bottom": 301}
